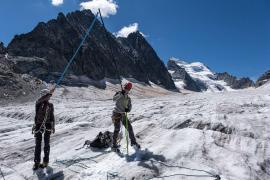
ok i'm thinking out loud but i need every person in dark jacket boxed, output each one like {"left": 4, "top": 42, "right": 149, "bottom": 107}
{"left": 111, "top": 82, "right": 140, "bottom": 152}
{"left": 32, "top": 88, "right": 55, "bottom": 170}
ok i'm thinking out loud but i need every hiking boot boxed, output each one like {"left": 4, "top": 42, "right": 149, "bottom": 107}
{"left": 111, "top": 145, "right": 120, "bottom": 153}
{"left": 33, "top": 162, "right": 40, "bottom": 170}
{"left": 39, "top": 162, "right": 48, "bottom": 168}
{"left": 131, "top": 142, "right": 141, "bottom": 149}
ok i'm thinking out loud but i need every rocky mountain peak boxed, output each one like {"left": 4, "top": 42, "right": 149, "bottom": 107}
{"left": 57, "top": 12, "right": 66, "bottom": 21}
{"left": 216, "top": 72, "right": 254, "bottom": 89}
{"left": 167, "top": 59, "right": 202, "bottom": 92}
{"left": 6, "top": 10, "right": 177, "bottom": 90}
{"left": 118, "top": 31, "right": 177, "bottom": 90}
{"left": 0, "top": 42, "right": 6, "bottom": 54}
{"left": 168, "top": 57, "right": 255, "bottom": 92}
{"left": 256, "top": 70, "right": 270, "bottom": 87}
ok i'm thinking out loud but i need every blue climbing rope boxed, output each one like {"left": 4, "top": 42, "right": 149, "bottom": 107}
{"left": 98, "top": 9, "right": 123, "bottom": 90}
{"left": 56, "top": 12, "right": 99, "bottom": 86}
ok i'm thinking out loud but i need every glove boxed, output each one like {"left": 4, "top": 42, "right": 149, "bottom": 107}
{"left": 52, "top": 127, "right": 55, "bottom": 134}
{"left": 125, "top": 108, "right": 130, "bottom": 113}
{"left": 121, "top": 90, "right": 125, "bottom": 95}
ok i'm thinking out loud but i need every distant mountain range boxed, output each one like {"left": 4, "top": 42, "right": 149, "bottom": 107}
{"left": 256, "top": 70, "right": 270, "bottom": 87}
{"left": 0, "top": 9, "right": 269, "bottom": 96}
{"left": 167, "top": 58, "right": 256, "bottom": 92}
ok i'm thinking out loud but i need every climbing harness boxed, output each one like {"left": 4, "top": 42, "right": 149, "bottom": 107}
{"left": 33, "top": 105, "right": 53, "bottom": 134}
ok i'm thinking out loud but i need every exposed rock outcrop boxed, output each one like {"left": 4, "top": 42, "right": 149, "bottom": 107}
{"left": 0, "top": 42, "right": 6, "bottom": 54}
{"left": 256, "top": 70, "right": 270, "bottom": 87}
{"left": 7, "top": 10, "right": 177, "bottom": 90}
{"left": 167, "top": 59, "right": 201, "bottom": 92}
{"left": 0, "top": 55, "right": 44, "bottom": 103}
{"left": 216, "top": 72, "right": 255, "bottom": 89}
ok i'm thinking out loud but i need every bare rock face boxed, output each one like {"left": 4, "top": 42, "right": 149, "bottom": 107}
{"left": 7, "top": 10, "right": 177, "bottom": 91}
{"left": 167, "top": 58, "right": 254, "bottom": 92}
{"left": 167, "top": 59, "right": 201, "bottom": 92}
{"left": 118, "top": 32, "right": 177, "bottom": 90}
{"left": 216, "top": 72, "right": 254, "bottom": 89}
{"left": 0, "top": 55, "right": 44, "bottom": 103}
{"left": 0, "top": 42, "right": 6, "bottom": 54}
{"left": 10, "top": 56, "right": 49, "bottom": 79}
{"left": 256, "top": 70, "right": 270, "bottom": 87}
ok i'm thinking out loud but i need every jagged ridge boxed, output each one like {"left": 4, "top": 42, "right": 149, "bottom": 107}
{"left": 256, "top": 70, "right": 270, "bottom": 87}
{"left": 7, "top": 10, "right": 176, "bottom": 90}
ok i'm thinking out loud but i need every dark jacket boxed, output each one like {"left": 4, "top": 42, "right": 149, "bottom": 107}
{"left": 34, "top": 94, "right": 55, "bottom": 129}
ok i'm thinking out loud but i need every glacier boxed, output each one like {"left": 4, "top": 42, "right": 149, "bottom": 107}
{"left": 0, "top": 81, "right": 269, "bottom": 180}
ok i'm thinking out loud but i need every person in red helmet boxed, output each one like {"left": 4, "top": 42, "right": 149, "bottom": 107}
{"left": 111, "top": 82, "right": 140, "bottom": 152}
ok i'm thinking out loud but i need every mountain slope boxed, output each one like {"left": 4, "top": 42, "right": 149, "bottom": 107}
{"left": 216, "top": 72, "right": 254, "bottom": 89}
{"left": 0, "top": 42, "right": 6, "bottom": 54}
{"left": 0, "top": 54, "right": 44, "bottom": 103}
{"left": 167, "top": 59, "right": 201, "bottom": 92}
{"left": 118, "top": 31, "right": 176, "bottom": 90}
{"left": 256, "top": 70, "right": 270, "bottom": 87}
{"left": 7, "top": 10, "right": 176, "bottom": 91}
{"left": 168, "top": 58, "right": 231, "bottom": 92}
{"left": 168, "top": 58, "right": 254, "bottom": 92}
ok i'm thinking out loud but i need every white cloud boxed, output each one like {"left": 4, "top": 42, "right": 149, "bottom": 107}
{"left": 51, "top": 0, "right": 64, "bottom": 6}
{"left": 80, "top": 0, "right": 118, "bottom": 18}
{"left": 114, "top": 23, "right": 146, "bottom": 38}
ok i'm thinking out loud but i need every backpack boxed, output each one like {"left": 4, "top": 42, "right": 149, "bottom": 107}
{"left": 87, "top": 131, "right": 113, "bottom": 148}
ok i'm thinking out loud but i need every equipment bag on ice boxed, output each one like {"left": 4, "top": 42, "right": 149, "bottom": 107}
{"left": 86, "top": 131, "right": 113, "bottom": 148}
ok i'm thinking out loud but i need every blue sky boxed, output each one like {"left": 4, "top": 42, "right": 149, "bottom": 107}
{"left": 0, "top": 0, "right": 269, "bottom": 80}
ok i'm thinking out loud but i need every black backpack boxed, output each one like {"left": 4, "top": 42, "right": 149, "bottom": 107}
{"left": 89, "top": 131, "right": 113, "bottom": 148}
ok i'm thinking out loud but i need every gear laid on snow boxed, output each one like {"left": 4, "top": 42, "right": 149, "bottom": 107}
{"left": 81, "top": 130, "right": 123, "bottom": 152}
{"left": 88, "top": 131, "right": 114, "bottom": 148}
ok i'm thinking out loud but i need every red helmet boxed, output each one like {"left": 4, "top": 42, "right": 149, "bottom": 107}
{"left": 124, "top": 82, "right": 132, "bottom": 90}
